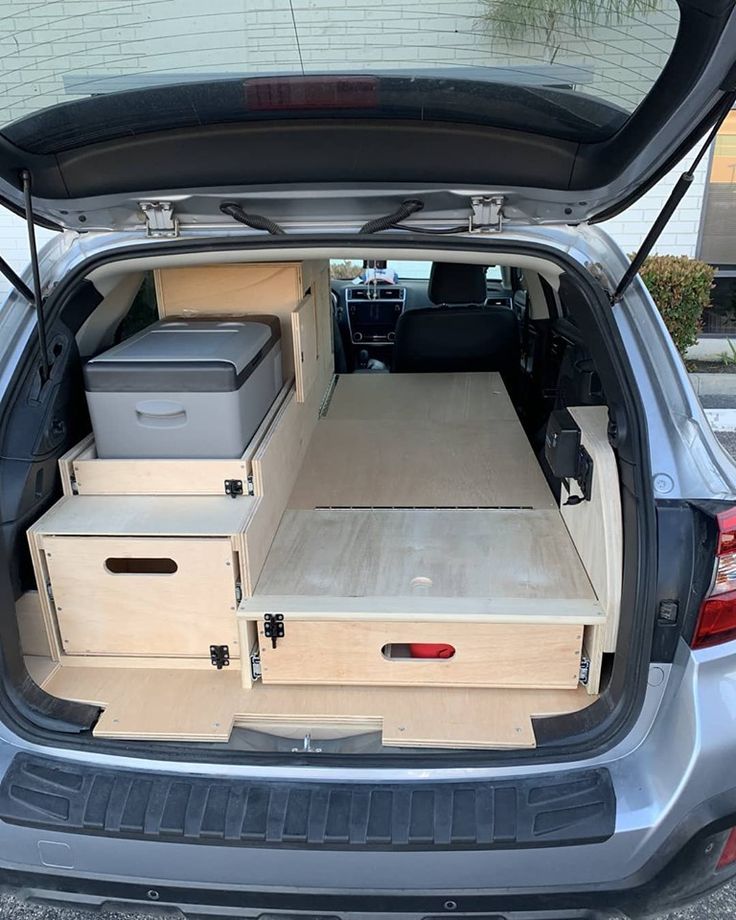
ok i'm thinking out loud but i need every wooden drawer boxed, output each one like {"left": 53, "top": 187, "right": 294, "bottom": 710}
{"left": 44, "top": 535, "right": 240, "bottom": 659}
{"left": 256, "top": 619, "right": 583, "bottom": 690}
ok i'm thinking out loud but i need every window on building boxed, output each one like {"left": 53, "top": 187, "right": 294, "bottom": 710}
{"left": 700, "top": 111, "right": 736, "bottom": 266}
{"left": 698, "top": 110, "right": 736, "bottom": 335}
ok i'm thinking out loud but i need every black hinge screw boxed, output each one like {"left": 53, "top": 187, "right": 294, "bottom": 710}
{"left": 264, "top": 613, "right": 285, "bottom": 649}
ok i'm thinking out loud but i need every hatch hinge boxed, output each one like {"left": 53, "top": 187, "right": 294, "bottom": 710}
{"left": 209, "top": 644, "right": 230, "bottom": 669}
{"left": 579, "top": 655, "right": 591, "bottom": 686}
{"left": 469, "top": 195, "right": 504, "bottom": 233}
{"left": 45, "top": 580, "right": 55, "bottom": 605}
{"left": 234, "top": 581, "right": 243, "bottom": 605}
{"left": 246, "top": 474, "right": 255, "bottom": 496}
{"left": 263, "top": 612, "right": 285, "bottom": 649}
{"left": 250, "top": 652, "right": 262, "bottom": 681}
{"left": 139, "top": 200, "right": 179, "bottom": 238}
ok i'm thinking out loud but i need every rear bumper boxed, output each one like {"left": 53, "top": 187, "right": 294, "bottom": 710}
{"left": 0, "top": 820, "right": 734, "bottom": 920}
{"left": 0, "top": 647, "right": 733, "bottom": 918}
{"left": 0, "top": 778, "right": 735, "bottom": 920}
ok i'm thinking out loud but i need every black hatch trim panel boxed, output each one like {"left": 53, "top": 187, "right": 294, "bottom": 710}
{"left": 0, "top": 754, "right": 615, "bottom": 850}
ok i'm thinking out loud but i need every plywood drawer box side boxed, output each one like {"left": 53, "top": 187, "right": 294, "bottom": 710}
{"left": 255, "top": 619, "right": 583, "bottom": 690}
{"left": 41, "top": 535, "right": 241, "bottom": 660}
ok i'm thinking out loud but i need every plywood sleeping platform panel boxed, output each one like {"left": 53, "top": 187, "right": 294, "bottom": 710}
{"left": 325, "top": 371, "right": 518, "bottom": 422}
{"left": 250, "top": 509, "right": 600, "bottom": 619}
{"left": 291, "top": 371, "right": 555, "bottom": 511}
{"left": 290, "top": 420, "right": 555, "bottom": 511}
{"left": 38, "top": 662, "right": 595, "bottom": 748}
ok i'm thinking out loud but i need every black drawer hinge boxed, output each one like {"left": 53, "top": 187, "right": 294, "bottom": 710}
{"left": 224, "top": 479, "right": 243, "bottom": 498}
{"left": 209, "top": 645, "right": 230, "bottom": 669}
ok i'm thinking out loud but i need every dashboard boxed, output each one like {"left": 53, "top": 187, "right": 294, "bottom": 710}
{"left": 345, "top": 284, "right": 406, "bottom": 344}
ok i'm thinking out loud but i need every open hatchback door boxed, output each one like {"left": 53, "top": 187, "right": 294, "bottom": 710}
{"left": 0, "top": 0, "right": 734, "bottom": 234}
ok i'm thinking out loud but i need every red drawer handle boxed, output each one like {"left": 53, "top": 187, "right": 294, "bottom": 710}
{"left": 409, "top": 643, "right": 455, "bottom": 659}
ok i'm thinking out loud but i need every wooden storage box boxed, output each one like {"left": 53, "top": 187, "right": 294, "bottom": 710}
{"left": 255, "top": 619, "right": 584, "bottom": 690}
{"left": 29, "top": 495, "right": 254, "bottom": 664}
{"left": 45, "top": 536, "right": 239, "bottom": 658}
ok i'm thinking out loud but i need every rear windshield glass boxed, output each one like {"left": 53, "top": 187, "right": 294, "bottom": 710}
{"left": 1, "top": 0, "right": 680, "bottom": 145}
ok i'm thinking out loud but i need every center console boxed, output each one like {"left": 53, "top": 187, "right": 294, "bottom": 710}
{"left": 345, "top": 285, "right": 406, "bottom": 344}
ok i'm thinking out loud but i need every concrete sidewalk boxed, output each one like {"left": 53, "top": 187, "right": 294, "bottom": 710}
{"left": 689, "top": 374, "right": 736, "bottom": 431}
{"left": 689, "top": 373, "right": 736, "bottom": 398}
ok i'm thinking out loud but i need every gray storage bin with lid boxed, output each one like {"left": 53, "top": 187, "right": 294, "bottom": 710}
{"left": 83, "top": 316, "right": 282, "bottom": 459}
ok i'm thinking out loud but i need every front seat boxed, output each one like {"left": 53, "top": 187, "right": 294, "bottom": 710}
{"left": 392, "top": 262, "right": 520, "bottom": 378}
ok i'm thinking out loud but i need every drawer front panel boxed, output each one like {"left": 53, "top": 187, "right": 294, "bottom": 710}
{"left": 44, "top": 536, "right": 239, "bottom": 658}
{"left": 257, "top": 620, "right": 582, "bottom": 689}
{"left": 73, "top": 458, "right": 249, "bottom": 496}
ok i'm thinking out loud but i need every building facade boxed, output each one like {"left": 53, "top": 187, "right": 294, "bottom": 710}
{"left": 0, "top": 0, "right": 732, "bottom": 344}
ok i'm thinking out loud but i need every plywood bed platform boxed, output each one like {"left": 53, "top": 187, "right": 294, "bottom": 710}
{"left": 29, "top": 659, "right": 595, "bottom": 748}
{"left": 242, "top": 372, "right": 602, "bottom": 636}
{"left": 290, "top": 373, "right": 556, "bottom": 511}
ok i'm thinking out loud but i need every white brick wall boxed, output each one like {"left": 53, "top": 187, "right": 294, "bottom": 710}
{"left": 0, "top": 0, "right": 703, "bottom": 301}
{"left": 0, "top": 0, "right": 678, "bottom": 122}
{"left": 0, "top": 211, "right": 56, "bottom": 301}
{"left": 599, "top": 155, "right": 710, "bottom": 257}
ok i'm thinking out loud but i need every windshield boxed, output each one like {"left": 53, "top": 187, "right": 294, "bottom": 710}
{"left": 331, "top": 260, "right": 504, "bottom": 283}
{"left": 1, "top": 0, "right": 680, "bottom": 140}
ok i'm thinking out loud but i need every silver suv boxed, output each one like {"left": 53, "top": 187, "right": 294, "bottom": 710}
{"left": 0, "top": 2, "right": 735, "bottom": 918}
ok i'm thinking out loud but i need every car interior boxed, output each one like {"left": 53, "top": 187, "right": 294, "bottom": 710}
{"left": 2, "top": 252, "right": 626, "bottom": 756}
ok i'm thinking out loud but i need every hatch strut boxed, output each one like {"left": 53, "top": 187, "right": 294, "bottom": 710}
{"left": 20, "top": 169, "right": 50, "bottom": 383}
{"left": 611, "top": 90, "right": 736, "bottom": 305}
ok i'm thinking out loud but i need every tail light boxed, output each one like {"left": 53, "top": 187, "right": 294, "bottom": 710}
{"left": 718, "top": 827, "right": 736, "bottom": 871}
{"left": 693, "top": 507, "right": 736, "bottom": 649}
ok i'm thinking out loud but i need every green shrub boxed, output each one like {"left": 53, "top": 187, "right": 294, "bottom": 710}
{"left": 636, "top": 255, "right": 715, "bottom": 355}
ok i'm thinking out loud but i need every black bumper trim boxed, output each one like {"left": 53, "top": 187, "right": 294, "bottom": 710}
{"left": 0, "top": 753, "right": 615, "bottom": 850}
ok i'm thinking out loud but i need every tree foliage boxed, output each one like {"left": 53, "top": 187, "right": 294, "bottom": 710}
{"left": 478, "top": 0, "right": 664, "bottom": 47}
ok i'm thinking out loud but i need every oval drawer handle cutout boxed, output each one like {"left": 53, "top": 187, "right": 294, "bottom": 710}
{"left": 105, "top": 557, "right": 178, "bottom": 575}
{"left": 382, "top": 643, "right": 456, "bottom": 660}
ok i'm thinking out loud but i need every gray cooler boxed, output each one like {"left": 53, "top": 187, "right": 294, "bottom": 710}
{"left": 84, "top": 316, "right": 282, "bottom": 459}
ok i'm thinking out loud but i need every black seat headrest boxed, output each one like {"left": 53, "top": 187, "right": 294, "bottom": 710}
{"left": 393, "top": 306, "right": 519, "bottom": 377}
{"left": 428, "top": 262, "right": 487, "bottom": 305}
